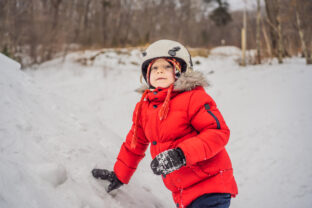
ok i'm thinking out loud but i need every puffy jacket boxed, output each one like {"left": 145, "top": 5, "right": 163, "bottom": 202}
{"left": 114, "top": 71, "right": 238, "bottom": 208}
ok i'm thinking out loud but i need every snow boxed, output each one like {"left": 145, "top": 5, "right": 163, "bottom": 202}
{"left": 1, "top": 47, "right": 312, "bottom": 208}
{"left": 209, "top": 46, "right": 241, "bottom": 57}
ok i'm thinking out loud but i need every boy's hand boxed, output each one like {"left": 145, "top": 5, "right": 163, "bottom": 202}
{"left": 91, "top": 169, "right": 123, "bottom": 192}
{"left": 150, "top": 148, "right": 186, "bottom": 176}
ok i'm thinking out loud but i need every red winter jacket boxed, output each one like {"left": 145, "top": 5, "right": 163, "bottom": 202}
{"left": 114, "top": 71, "right": 238, "bottom": 208}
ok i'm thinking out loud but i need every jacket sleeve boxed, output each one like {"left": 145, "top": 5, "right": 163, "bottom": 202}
{"left": 113, "top": 102, "right": 149, "bottom": 184}
{"left": 177, "top": 87, "right": 230, "bottom": 166}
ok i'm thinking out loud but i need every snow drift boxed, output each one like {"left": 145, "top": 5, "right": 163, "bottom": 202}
{"left": 1, "top": 49, "right": 312, "bottom": 208}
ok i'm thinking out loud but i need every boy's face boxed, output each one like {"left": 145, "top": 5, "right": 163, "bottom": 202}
{"left": 150, "top": 58, "right": 175, "bottom": 88}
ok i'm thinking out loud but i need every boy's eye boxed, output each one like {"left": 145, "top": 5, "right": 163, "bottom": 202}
{"left": 151, "top": 64, "right": 172, "bottom": 71}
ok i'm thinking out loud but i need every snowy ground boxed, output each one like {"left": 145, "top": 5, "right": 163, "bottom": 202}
{"left": 0, "top": 47, "right": 311, "bottom": 208}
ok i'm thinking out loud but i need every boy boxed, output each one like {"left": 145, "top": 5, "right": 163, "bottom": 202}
{"left": 92, "top": 40, "right": 238, "bottom": 208}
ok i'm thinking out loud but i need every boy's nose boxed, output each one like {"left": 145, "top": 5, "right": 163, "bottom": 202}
{"left": 156, "top": 68, "right": 165, "bottom": 73}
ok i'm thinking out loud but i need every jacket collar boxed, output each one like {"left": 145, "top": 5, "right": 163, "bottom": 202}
{"left": 135, "top": 71, "right": 209, "bottom": 94}
{"left": 145, "top": 87, "right": 178, "bottom": 103}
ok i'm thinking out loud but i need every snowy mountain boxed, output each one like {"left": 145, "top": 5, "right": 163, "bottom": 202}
{"left": 0, "top": 48, "right": 311, "bottom": 208}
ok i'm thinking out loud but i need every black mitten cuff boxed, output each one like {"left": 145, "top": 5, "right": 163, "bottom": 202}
{"left": 176, "top": 148, "right": 186, "bottom": 166}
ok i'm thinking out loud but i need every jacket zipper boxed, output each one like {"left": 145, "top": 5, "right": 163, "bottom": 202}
{"left": 204, "top": 104, "right": 220, "bottom": 129}
{"left": 179, "top": 188, "right": 184, "bottom": 208}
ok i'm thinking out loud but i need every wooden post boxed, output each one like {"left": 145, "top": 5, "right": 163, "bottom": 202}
{"left": 241, "top": 28, "right": 246, "bottom": 66}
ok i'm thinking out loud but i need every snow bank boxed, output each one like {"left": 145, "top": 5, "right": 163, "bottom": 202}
{"left": 0, "top": 53, "right": 69, "bottom": 207}
{"left": 1, "top": 50, "right": 312, "bottom": 208}
{"left": 210, "top": 46, "right": 241, "bottom": 57}
{"left": 0, "top": 52, "right": 170, "bottom": 208}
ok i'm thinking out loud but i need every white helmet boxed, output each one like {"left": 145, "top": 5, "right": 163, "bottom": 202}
{"left": 141, "top": 39, "right": 193, "bottom": 83}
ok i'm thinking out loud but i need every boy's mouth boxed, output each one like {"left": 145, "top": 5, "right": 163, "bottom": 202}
{"left": 156, "top": 78, "right": 166, "bottom": 81}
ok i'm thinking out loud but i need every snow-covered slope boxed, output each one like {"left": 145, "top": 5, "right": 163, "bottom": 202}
{"left": 0, "top": 48, "right": 311, "bottom": 208}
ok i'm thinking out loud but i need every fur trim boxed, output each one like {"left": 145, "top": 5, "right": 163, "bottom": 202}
{"left": 135, "top": 71, "right": 209, "bottom": 94}
{"left": 174, "top": 71, "right": 209, "bottom": 91}
{"left": 135, "top": 85, "right": 149, "bottom": 94}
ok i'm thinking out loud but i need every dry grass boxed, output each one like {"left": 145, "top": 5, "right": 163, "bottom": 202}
{"left": 188, "top": 48, "right": 210, "bottom": 57}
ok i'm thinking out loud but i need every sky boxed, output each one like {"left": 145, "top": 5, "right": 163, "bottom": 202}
{"left": 227, "top": 0, "right": 261, "bottom": 11}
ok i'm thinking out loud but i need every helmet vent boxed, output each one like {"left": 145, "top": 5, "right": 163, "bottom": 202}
{"left": 168, "top": 46, "right": 181, "bottom": 56}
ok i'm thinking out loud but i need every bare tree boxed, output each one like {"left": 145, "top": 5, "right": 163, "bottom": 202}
{"left": 293, "top": 0, "right": 312, "bottom": 64}
{"left": 264, "top": 0, "right": 285, "bottom": 63}
{"left": 256, "top": 0, "right": 261, "bottom": 64}
{"left": 2, "top": 0, "right": 310, "bottom": 66}
{"left": 261, "top": 16, "right": 272, "bottom": 59}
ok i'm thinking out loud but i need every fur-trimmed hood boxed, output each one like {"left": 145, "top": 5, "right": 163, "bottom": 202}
{"left": 135, "top": 71, "right": 209, "bottom": 93}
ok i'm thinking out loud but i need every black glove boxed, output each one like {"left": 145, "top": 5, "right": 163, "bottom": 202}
{"left": 150, "top": 148, "right": 186, "bottom": 176}
{"left": 91, "top": 169, "right": 123, "bottom": 193}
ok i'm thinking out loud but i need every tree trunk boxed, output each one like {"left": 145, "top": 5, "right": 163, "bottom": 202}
{"left": 294, "top": 0, "right": 312, "bottom": 65}
{"left": 264, "top": 0, "right": 280, "bottom": 60}
{"left": 256, "top": 0, "right": 261, "bottom": 64}
{"left": 241, "top": 6, "right": 247, "bottom": 66}
{"left": 46, "top": 0, "right": 63, "bottom": 60}
{"left": 310, "top": 41, "right": 312, "bottom": 64}
{"left": 276, "top": 0, "right": 283, "bottom": 64}
{"left": 261, "top": 18, "right": 272, "bottom": 59}
{"left": 29, "top": 0, "right": 38, "bottom": 64}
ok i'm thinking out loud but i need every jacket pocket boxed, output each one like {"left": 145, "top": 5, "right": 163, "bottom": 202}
{"left": 169, "top": 165, "right": 207, "bottom": 189}
{"left": 197, "top": 150, "right": 232, "bottom": 176}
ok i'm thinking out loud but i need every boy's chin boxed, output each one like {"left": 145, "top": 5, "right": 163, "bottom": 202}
{"left": 154, "top": 84, "right": 171, "bottom": 89}
{"left": 151, "top": 81, "right": 174, "bottom": 89}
